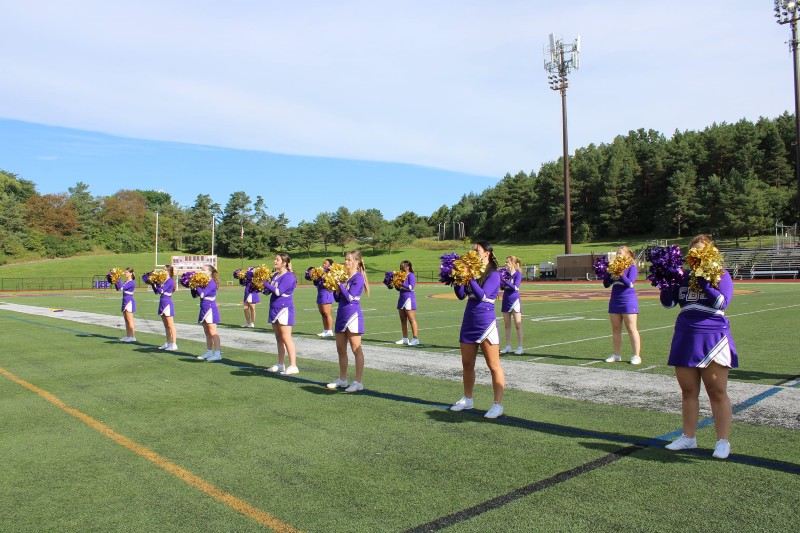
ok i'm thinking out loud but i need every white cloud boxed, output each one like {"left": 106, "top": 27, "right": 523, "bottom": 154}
{"left": 0, "top": 0, "right": 793, "bottom": 180}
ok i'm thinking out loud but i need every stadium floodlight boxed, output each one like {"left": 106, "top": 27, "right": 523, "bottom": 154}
{"left": 544, "top": 33, "right": 581, "bottom": 254}
{"left": 774, "top": 1, "right": 800, "bottom": 221}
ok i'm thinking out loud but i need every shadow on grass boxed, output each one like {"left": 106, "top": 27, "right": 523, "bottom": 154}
{"left": 423, "top": 410, "right": 800, "bottom": 473}
{"left": 731, "top": 369, "right": 800, "bottom": 386}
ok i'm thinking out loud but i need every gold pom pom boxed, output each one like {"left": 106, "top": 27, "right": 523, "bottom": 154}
{"left": 391, "top": 270, "right": 408, "bottom": 289}
{"left": 309, "top": 267, "right": 325, "bottom": 281}
{"left": 250, "top": 264, "right": 274, "bottom": 291}
{"left": 451, "top": 251, "right": 486, "bottom": 286}
{"left": 108, "top": 267, "right": 123, "bottom": 285}
{"left": 189, "top": 272, "right": 210, "bottom": 289}
{"left": 323, "top": 263, "right": 349, "bottom": 292}
{"left": 686, "top": 245, "right": 724, "bottom": 292}
{"left": 607, "top": 255, "right": 633, "bottom": 278}
{"left": 151, "top": 269, "right": 168, "bottom": 286}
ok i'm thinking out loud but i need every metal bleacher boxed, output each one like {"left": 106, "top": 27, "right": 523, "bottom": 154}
{"left": 717, "top": 249, "right": 758, "bottom": 280}
{"left": 745, "top": 249, "right": 800, "bottom": 279}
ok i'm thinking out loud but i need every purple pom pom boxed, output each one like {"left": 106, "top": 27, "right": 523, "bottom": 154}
{"left": 439, "top": 253, "right": 459, "bottom": 285}
{"left": 179, "top": 271, "right": 194, "bottom": 288}
{"left": 647, "top": 245, "right": 684, "bottom": 290}
{"left": 593, "top": 256, "right": 609, "bottom": 277}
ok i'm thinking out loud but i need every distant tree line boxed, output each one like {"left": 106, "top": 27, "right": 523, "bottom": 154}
{"left": 1, "top": 113, "right": 797, "bottom": 263}
{"left": 445, "top": 113, "right": 797, "bottom": 244}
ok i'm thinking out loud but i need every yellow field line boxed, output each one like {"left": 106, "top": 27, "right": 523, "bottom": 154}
{"left": 0, "top": 366, "right": 301, "bottom": 533}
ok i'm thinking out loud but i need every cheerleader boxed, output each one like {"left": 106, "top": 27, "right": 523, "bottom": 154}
{"left": 500, "top": 256, "right": 524, "bottom": 355}
{"left": 154, "top": 265, "right": 177, "bottom": 351}
{"left": 326, "top": 250, "right": 369, "bottom": 392}
{"left": 194, "top": 264, "right": 222, "bottom": 362}
{"left": 450, "top": 242, "right": 506, "bottom": 419}
{"left": 242, "top": 277, "right": 261, "bottom": 328}
{"left": 262, "top": 253, "right": 299, "bottom": 375}
{"left": 661, "top": 234, "right": 736, "bottom": 459}
{"left": 116, "top": 267, "right": 136, "bottom": 342}
{"left": 393, "top": 260, "right": 420, "bottom": 346}
{"left": 315, "top": 259, "right": 335, "bottom": 337}
{"left": 603, "top": 246, "right": 642, "bottom": 365}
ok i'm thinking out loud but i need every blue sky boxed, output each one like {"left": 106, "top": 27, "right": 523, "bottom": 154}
{"left": 0, "top": 1, "right": 794, "bottom": 224}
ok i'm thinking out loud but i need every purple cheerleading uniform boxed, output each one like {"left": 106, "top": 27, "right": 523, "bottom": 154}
{"left": 396, "top": 272, "right": 417, "bottom": 310}
{"left": 152, "top": 277, "right": 175, "bottom": 316}
{"left": 603, "top": 264, "right": 639, "bottom": 314}
{"left": 455, "top": 270, "right": 501, "bottom": 344}
{"left": 661, "top": 270, "right": 738, "bottom": 369}
{"left": 243, "top": 283, "right": 261, "bottom": 304}
{"left": 334, "top": 272, "right": 365, "bottom": 334}
{"left": 314, "top": 279, "right": 335, "bottom": 305}
{"left": 193, "top": 279, "right": 220, "bottom": 324}
{"left": 501, "top": 270, "right": 522, "bottom": 313}
{"left": 116, "top": 279, "right": 136, "bottom": 313}
{"left": 262, "top": 271, "right": 296, "bottom": 325}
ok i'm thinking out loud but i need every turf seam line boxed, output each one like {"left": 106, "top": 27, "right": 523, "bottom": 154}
{"left": 0, "top": 365, "right": 302, "bottom": 533}
{"left": 403, "top": 445, "right": 644, "bottom": 532}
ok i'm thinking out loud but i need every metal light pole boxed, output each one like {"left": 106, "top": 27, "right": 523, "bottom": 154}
{"left": 544, "top": 33, "right": 580, "bottom": 254}
{"left": 775, "top": 1, "right": 800, "bottom": 222}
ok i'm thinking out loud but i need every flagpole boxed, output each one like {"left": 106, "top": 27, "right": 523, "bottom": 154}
{"left": 240, "top": 223, "right": 244, "bottom": 268}
{"left": 211, "top": 214, "right": 215, "bottom": 257}
{"left": 154, "top": 211, "right": 159, "bottom": 266}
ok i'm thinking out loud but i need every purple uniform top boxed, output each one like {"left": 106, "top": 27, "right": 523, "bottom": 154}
{"left": 660, "top": 270, "right": 737, "bottom": 369}
{"left": 396, "top": 272, "right": 417, "bottom": 310}
{"left": 243, "top": 283, "right": 261, "bottom": 304}
{"left": 193, "top": 279, "right": 220, "bottom": 324}
{"left": 116, "top": 279, "right": 136, "bottom": 313}
{"left": 334, "top": 271, "right": 365, "bottom": 334}
{"left": 152, "top": 277, "right": 175, "bottom": 316}
{"left": 314, "top": 279, "right": 335, "bottom": 305}
{"left": 603, "top": 264, "right": 639, "bottom": 314}
{"left": 455, "top": 270, "right": 500, "bottom": 344}
{"left": 262, "top": 271, "right": 296, "bottom": 325}
{"left": 501, "top": 270, "right": 522, "bottom": 313}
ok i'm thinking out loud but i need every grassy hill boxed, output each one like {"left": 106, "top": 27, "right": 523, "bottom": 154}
{"left": 0, "top": 235, "right": 778, "bottom": 282}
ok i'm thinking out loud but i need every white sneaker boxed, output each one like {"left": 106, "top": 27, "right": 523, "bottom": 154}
{"left": 630, "top": 355, "right": 642, "bottom": 365}
{"left": 712, "top": 439, "right": 731, "bottom": 459}
{"left": 500, "top": 345, "right": 512, "bottom": 354}
{"left": 604, "top": 354, "right": 621, "bottom": 363}
{"left": 241, "top": 323, "right": 250, "bottom": 328}
{"left": 247, "top": 323, "right": 255, "bottom": 328}
{"left": 127, "top": 337, "right": 136, "bottom": 343}
{"left": 326, "top": 378, "right": 348, "bottom": 389}
{"left": 317, "top": 331, "right": 327, "bottom": 337}
{"left": 410, "top": 338, "right": 420, "bottom": 346}
{"left": 281, "top": 365, "right": 299, "bottom": 375}
{"left": 345, "top": 381, "right": 364, "bottom": 392}
{"left": 484, "top": 402, "right": 504, "bottom": 419}
{"left": 665, "top": 434, "right": 697, "bottom": 451}
{"left": 267, "top": 363, "right": 285, "bottom": 373}
{"left": 157, "top": 342, "right": 169, "bottom": 350}
{"left": 395, "top": 338, "right": 409, "bottom": 345}
{"left": 119, "top": 337, "right": 131, "bottom": 342}
{"left": 450, "top": 397, "right": 474, "bottom": 411}
{"left": 514, "top": 347, "right": 524, "bottom": 355}
{"left": 206, "top": 351, "right": 222, "bottom": 362}
{"left": 197, "top": 350, "right": 213, "bottom": 360}
{"left": 165, "top": 343, "right": 178, "bottom": 351}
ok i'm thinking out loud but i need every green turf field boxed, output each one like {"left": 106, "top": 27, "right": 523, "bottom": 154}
{"left": 1, "top": 279, "right": 798, "bottom": 531}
